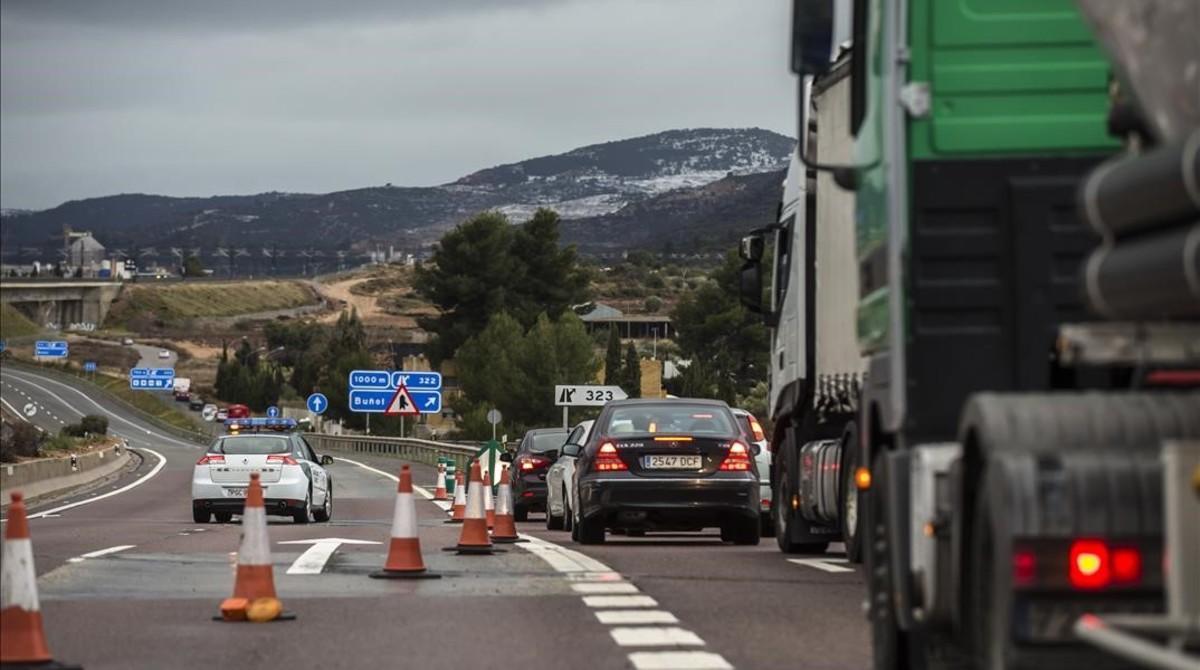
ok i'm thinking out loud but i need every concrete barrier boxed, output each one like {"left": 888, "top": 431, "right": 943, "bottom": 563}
{"left": 1, "top": 441, "right": 131, "bottom": 506}
{"left": 304, "top": 434, "right": 478, "bottom": 471}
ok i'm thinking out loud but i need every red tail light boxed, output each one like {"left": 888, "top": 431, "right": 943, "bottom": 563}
{"left": 719, "top": 441, "right": 752, "bottom": 471}
{"left": 519, "top": 456, "right": 551, "bottom": 472}
{"left": 1111, "top": 547, "right": 1142, "bottom": 584}
{"left": 267, "top": 454, "right": 299, "bottom": 465}
{"left": 1012, "top": 550, "right": 1037, "bottom": 587}
{"left": 747, "top": 415, "right": 766, "bottom": 442}
{"left": 1069, "top": 540, "right": 1110, "bottom": 589}
{"left": 592, "top": 442, "right": 627, "bottom": 472}
{"left": 196, "top": 454, "right": 225, "bottom": 465}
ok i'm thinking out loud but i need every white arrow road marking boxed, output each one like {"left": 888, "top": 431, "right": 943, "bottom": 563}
{"left": 67, "top": 544, "right": 135, "bottom": 563}
{"left": 278, "top": 538, "right": 381, "bottom": 575}
{"left": 787, "top": 557, "right": 853, "bottom": 573}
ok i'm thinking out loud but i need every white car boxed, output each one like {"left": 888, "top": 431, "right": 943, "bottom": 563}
{"left": 157, "top": 349, "right": 171, "bottom": 359}
{"left": 192, "top": 432, "right": 333, "bottom": 524}
{"left": 732, "top": 408, "right": 772, "bottom": 535}
{"left": 121, "top": 337, "right": 135, "bottom": 346}
{"left": 544, "top": 420, "right": 594, "bottom": 531}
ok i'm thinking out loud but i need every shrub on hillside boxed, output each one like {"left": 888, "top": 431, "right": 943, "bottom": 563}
{"left": 0, "top": 420, "right": 43, "bottom": 462}
{"left": 81, "top": 415, "right": 109, "bottom": 435}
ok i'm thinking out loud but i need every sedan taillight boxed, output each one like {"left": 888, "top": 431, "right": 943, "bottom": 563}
{"left": 591, "top": 442, "right": 627, "bottom": 472}
{"left": 267, "top": 454, "right": 299, "bottom": 465}
{"left": 519, "top": 456, "right": 551, "bottom": 472}
{"left": 719, "top": 441, "right": 752, "bottom": 471}
{"left": 196, "top": 454, "right": 225, "bottom": 465}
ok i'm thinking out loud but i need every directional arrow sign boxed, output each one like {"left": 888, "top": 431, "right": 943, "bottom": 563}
{"left": 306, "top": 393, "right": 328, "bottom": 415}
{"left": 554, "top": 385, "right": 627, "bottom": 407}
{"left": 278, "top": 538, "right": 381, "bottom": 575}
{"left": 349, "top": 389, "right": 441, "bottom": 414}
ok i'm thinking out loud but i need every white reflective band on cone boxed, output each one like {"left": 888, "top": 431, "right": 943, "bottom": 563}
{"left": 454, "top": 480, "right": 467, "bottom": 506}
{"left": 238, "top": 506, "right": 271, "bottom": 565}
{"left": 467, "top": 480, "right": 485, "bottom": 518}
{"left": 496, "top": 483, "right": 513, "bottom": 516}
{"left": 484, "top": 482, "right": 494, "bottom": 512}
{"left": 0, "top": 537, "right": 39, "bottom": 611}
{"left": 391, "top": 491, "right": 417, "bottom": 538}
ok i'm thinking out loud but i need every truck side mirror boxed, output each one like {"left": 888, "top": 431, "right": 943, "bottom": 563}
{"left": 739, "top": 260, "right": 764, "bottom": 314}
{"left": 739, "top": 234, "right": 765, "bottom": 262}
{"left": 791, "top": 0, "right": 835, "bottom": 77}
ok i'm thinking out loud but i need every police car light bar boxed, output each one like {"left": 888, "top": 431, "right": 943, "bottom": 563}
{"left": 224, "top": 417, "right": 297, "bottom": 432}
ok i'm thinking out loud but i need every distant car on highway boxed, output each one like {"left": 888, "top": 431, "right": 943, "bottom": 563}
{"left": 732, "top": 408, "right": 771, "bottom": 536}
{"left": 157, "top": 349, "right": 171, "bottom": 359}
{"left": 568, "top": 398, "right": 760, "bottom": 545}
{"left": 192, "top": 431, "right": 334, "bottom": 524}
{"left": 545, "top": 420, "right": 594, "bottom": 532}
{"left": 216, "top": 408, "right": 228, "bottom": 421}
{"left": 121, "top": 337, "right": 135, "bottom": 346}
{"left": 503, "top": 427, "right": 570, "bottom": 521}
{"left": 188, "top": 397, "right": 205, "bottom": 411}
{"left": 226, "top": 404, "right": 250, "bottom": 419}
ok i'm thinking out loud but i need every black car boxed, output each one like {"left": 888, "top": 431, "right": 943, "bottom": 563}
{"left": 505, "top": 427, "right": 570, "bottom": 521}
{"left": 569, "top": 398, "right": 760, "bottom": 545}
{"left": 188, "top": 397, "right": 205, "bottom": 411}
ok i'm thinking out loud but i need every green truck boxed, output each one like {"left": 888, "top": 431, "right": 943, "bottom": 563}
{"left": 739, "top": 0, "right": 1199, "bottom": 667}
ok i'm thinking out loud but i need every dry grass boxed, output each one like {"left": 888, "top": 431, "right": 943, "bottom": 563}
{"left": 0, "top": 304, "right": 40, "bottom": 339}
{"left": 108, "top": 280, "right": 318, "bottom": 327}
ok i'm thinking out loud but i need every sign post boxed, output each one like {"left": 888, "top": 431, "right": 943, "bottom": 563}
{"left": 486, "top": 408, "right": 502, "bottom": 441}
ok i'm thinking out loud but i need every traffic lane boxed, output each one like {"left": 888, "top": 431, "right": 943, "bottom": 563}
{"left": 520, "top": 528, "right": 871, "bottom": 669}
{"left": 132, "top": 343, "right": 176, "bottom": 369}
{"left": 40, "top": 594, "right": 628, "bottom": 670}
{"left": 1, "top": 366, "right": 202, "bottom": 459}
{"left": 1, "top": 372, "right": 76, "bottom": 432}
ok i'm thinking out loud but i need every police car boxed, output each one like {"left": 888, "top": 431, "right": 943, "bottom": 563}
{"left": 191, "top": 418, "right": 334, "bottom": 524}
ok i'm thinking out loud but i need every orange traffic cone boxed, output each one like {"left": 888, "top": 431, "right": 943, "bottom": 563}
{"left": 218, "top": 473, "right": 294, "bottom": 622}
{"left": 444, "top": 470, "right": 466, "bottom": 524}
{"left": 371, "top": 465, "right": 440, "bottom": 579}
{"left": 444, "top": 461, "right": 502, "bottom": 554}
{"left": 433, "top": 463, "right": 449, "bottom": 501}
{"left": 491, "top": 465, "right": 524, "bottom": 544}
{"left": 1, "top": 492, "right": 81, "bottom": 669}
{"left": 483, "top": 471, "right": 495, "bottom": 529}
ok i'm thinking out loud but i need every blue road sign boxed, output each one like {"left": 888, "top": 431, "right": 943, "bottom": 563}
{"left": 348, "top": 369, "right": 442, "bottom": 392}
{"left": 0, "top": 340, "right": 6, "bottom": 353}
{"left": 348, "top": 389, "right": 442, "bottom": 414}
{"left": 266, "top": 405, "right": 280, "bottom": 418}
{"left": 390, "top": 371, "right": 442, "bottom": 390}
{"left": 83, "top": 361, "right": 97, "bottom": 372}
{"left": 306, "top": 393, "right": 328, "bottom": 415}
{"left": 35, "top": 340, "right": 69, "bottom": 358}
{"left": 129, "top": 367, "right": 174, "bottom": 390}
{"left": 347, "top": 370, "right": 392, "bottom": 389}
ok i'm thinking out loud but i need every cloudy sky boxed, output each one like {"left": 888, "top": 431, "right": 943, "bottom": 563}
{"left": 1, "top": 1, "right": 795, "bottom": 210}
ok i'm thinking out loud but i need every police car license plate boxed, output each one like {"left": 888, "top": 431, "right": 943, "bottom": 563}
{"left": 644, "top": 455, "right": 701, "bottom": 469}
{"left": 224, "top": 487, "right": 246, "bottom": 497}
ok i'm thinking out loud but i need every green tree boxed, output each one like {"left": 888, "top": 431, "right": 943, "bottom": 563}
{"left": 182, "top": 255, "right": 205, "bottom": 277}
{"left": 604, "top": 326, "right": 622, "bottom": 385}
{"left": 510, "top": 208, "right": 590, "bottom": 325}
{"left": 622, "top": 342, "right": 642, "bottom": 398}
{"left": 671, "top": 251, "right": 769, "bottom": 403}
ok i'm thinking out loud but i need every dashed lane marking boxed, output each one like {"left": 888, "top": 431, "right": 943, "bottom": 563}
{"left": 611, "top": 627, "right": 705, "bottom": 647}
{"left": 628, "top": 652, "right": 734, "bottom": 670}
{"left": 583, "top": 594, "right": 659, "bottom": 608}
{"left": 787, "top": 557, "right": 853, "bottom": 573}
{"left": 66, "top": 545, "right": 135, "bottom": 563}
{"left": 572, "top": 582, "right": 640, "bottom": 594}
{"left": 595, "top": 610, "right": 679, "bottom": 625}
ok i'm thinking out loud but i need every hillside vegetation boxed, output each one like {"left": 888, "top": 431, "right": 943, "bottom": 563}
{"left": 107, "top": 280, "right": 318, "bottom": 328}
{"left": 1, "top": 303, "right": 40, "bottom": 339}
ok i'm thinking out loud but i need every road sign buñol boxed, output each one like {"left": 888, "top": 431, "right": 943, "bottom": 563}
{"left": 347, "top": 370, "right": 442, "bottom": 414}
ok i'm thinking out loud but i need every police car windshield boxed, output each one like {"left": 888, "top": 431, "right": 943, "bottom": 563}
{"left": 604, "top": 404, "right": 735, "bottom": 437}
{"left": 212, "top": 436, "right": 290, "bottom": 455}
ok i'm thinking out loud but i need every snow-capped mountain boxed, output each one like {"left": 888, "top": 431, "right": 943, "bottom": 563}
{"left": 0, "top": 128, "right": 793, "bottom": 253}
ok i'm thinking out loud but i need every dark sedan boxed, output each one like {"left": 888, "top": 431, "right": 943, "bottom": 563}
{"left": 506, "top": 427, "right": 570, "bottom": 521}
{"left": 569, "top": 398, "right": 760, "bottom": 545}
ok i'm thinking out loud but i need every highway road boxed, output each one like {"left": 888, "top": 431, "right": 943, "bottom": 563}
{"left": 0, "top": 364, "right": 870, "bottom": 670}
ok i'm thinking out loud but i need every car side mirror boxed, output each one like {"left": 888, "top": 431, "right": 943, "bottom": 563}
{"left": 562, "top": 443, "right": 581, "bottom": 458}
{"left": 750, "top": 443, "right": 762, "bottom": 456}
{"left": 499, "top": 452, "right": 513, "bottom": 463}
{"left": 321, "top": 455, "right": 334, "bottom": 465}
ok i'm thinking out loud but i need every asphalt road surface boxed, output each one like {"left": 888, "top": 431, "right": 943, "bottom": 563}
{"left": 0, "top": 364, "right": 870, "bottom": 670}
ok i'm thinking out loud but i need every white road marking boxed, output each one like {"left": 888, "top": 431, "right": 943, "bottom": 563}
{"left": 583, "top": 595, "right": 659, "bottom": 608}
{"left": 332, "top": 455, "right": 455, "bottom": 511}
{"left": 572, "top": 582, "right": 640, "bottom": 594}
{"left": 0, "top": 394, "right": 29, "bottom": 421}
{"left": 611, "top": 627, "right": 705, "bottom": 647}
{"left": 2, "top": 448, "right": 167, "bottom": 523}
{"left": 628, "top": 652, "right": 733, "bottom": 670}
{"left": 279, "top": 537, "right": 381, "bottom": 575}
{"left": 596, "top": 610, "right": 679, "bottom": 625}
{"left": 66, "top": 544, "right": 135, "bottom": 563}
{"left": 787, "top": 557, "right": 853, "bottom": 573}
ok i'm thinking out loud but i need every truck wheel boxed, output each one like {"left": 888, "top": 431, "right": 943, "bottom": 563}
{"left": 839, "top": 423, "right": 864, "bottom": 563}
{"left": 969, "top": 470, "right": 1022, "bottom": 670}
{"left": 867, "top": 452, "right": 907, "bottom": 670}
{"left": 774, "top": 458, "right": 828, "bottom": 553}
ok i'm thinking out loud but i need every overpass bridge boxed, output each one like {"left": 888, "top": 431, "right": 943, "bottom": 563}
{"left": 0, "top": 279, "right": 124, "bottom": 330}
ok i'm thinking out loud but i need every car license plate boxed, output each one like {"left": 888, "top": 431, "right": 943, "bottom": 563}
{"left": 644, "top": 455, "right": 702, "bottom": 469}
{"left": 224, "top": 487, "right": 246, "bottom": 497}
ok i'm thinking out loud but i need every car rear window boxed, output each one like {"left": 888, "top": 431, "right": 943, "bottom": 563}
{"left": 211, "top": 436, "right": 290, "bottom": 455}
{"left": 531, "top": 432, "right": 569, "bottom": 452}
{"left": 604, "top": 405, "right": 735, "bottom": 437}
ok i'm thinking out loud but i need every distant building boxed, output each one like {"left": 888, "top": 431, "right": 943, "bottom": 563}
{"left": 67, "top": 233, "right": 105, "bottom": 273}
{"left": 578, "top": 302, "right": 672, "bottom": 339}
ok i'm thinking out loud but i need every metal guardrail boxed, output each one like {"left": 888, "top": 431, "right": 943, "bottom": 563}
{"left": 2, "top": 359, "right": 210, "bottom": 445}
{"left": 304, "top": 433, "right": 480, "bottom": 471}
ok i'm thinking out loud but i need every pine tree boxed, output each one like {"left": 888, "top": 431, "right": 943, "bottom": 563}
{"left": 622, "top": 342, "right": 641, "bottom": 398}
{"left": 604, "top": 327, "right": 622, "bottom": 385}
